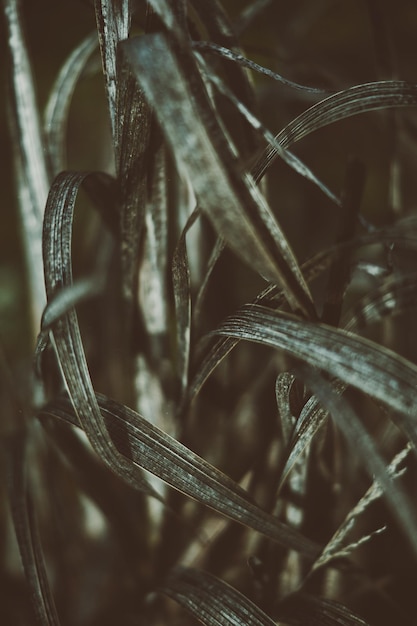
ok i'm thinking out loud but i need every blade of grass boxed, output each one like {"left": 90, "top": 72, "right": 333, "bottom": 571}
{"left": 195, "top": 51, "right": 340, "bottom": 207}
{"left": 193, "top": 41, "right": 330, "bottom": 95}
{"left": 212, "top": 304, "right": 417, "bottom": 450}
{"left": 252, "top": 81, "right": 417, "bottom": 183}
{"left": 44, "top": 31, "right": 99, "bottom": 175}
{"left": 161, "top": 566, "right": 277, "bottom": 626}
{"left": 42, "top": 170, "right": 161, "bottom": 498}
{"left": 123, "top": 31, "right": 315, "bottom": 317}
{"left": 172, "top": 208, "right": 201, "bottom": 399}
{"left": 187, "top": 223, "right": 417, "bottom": 410}
{"left": 39, "top": 392, "right": 321, "bottom": 560}
{"left": 3, "top": 433, "right": 60, "bottom": 626}
{"left": 313, "top": 445, "right": 410, "bottom": 570}
{"left": 294, "top": 365, "right": 417, "bottom": 557}
{"left": 277, "top": 592, "right": 371, "bottom": 626}
{"left": 94, "top": 0, "right": 131, "bottom": 154}
{"left": 3, "top": 0, "right": 50, "bottom": 331}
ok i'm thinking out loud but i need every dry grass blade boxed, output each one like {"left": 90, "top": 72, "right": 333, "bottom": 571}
{"left": 277, "top": 592, "right": 371, "bottom": 626}
{"left": 3, "top": 0, "right": 50, "bottom": 329}
{"left": 193, "top": 41, "right": 329, "bottom": 94}
{"left": 314, "top": 445, "right": 410, "bottom": 570}
{"left": 252, "top": 81, "right": 417, "bottom": 182}
{"left": 117, "top": 51, "right": 152, "bottom": 304}
{"left": 195, "top": 53, "right": 340, "bottom": 207}
{"left": 344, "top": 272, "right": 417, "bottom": 332}
{"left": 161, "top": 566, "right": 277, "bottom": 626}
{"left": 42, "top": 171, "right": 159, "bottom": 497}
{"left": 138, "top": 145, "right": 169, "bottom": 342}
{"left": 4, "top": 433, "right": 60, "bottom": 626}
{"left": 39, "top": 393, "right": 321, "bottom": 560}
{"left": 213, "top": 304, "right": 417, "bottom": 448}
{"left": 295, "top": 365, "right": 417, "bottom": 557}
{"left": 123, "top": 32, "right": 315, "bottom": 317}
{"left": 94, "top": 0, "right": 131, "bottom": 152}
{"left": 187, "top": 224, "right": 417, "bottom": 409}
{"left": 172, "top": 209, "right": 200, "bottom": 398}
{"left": 278, "top": 394, "right": 329, "bottom": 493}
{"left": 44, "top": 32, "right": 98, "bottom": 175}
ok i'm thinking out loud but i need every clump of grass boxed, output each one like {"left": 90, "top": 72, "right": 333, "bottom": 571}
{"left": 2, "top": 1, "right": 417, "bottom": 624}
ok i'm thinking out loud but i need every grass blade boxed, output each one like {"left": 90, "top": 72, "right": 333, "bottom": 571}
{"left": 277, "top": 592, "right": 371, "bottom": 626}
{"left": 39, "top": 392, "right": 321, "bottom": 560}
{"left": 4, "top": 431, "right": 60, "bottom": 626}
{"left": 161, "top": 566, "right": 277, "bottom": 626}
{"left": 252, "top": 81, "right": 417, "bottom": 183}
{"left": 294, "top": 365, "right": 417, "bottom": 557}
{"left": 3, "top": 0, "right": 50, "bottom": 330}
{"left": 42, "top": 170, "right": 160, "bottom": 497}
{"left": 212, "top": 304, "right": 417, "bottom": 450}
{"left": 123, "top": 32, "right": 315, "bottom": 317}
{"left": 44, "top": 32, "right": 99, "bottom": 175}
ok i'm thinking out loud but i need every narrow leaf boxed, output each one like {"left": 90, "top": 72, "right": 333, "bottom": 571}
{"left": 212, "top": 304, "right": 417, "bottom": 448}
{"left": 123, "top": 31, "right": 315, "bottom": 317}
{"left": 252, "top": 81, "right": 417, "bottom": 183}
{"left": 294, "top": 365, "right": 417, "bottom": 557}
{"left": 39, "top": 393, "right": 321, "bottom": 560}
{"left": 161, "top": 566, "right": 277, "bottom": 626}
{"left": 277, "top": 592, "right": 371, "bottom": 626}
{"left": 172, "top": 209, "right": 200, "bottom": 397}
{"left": 3, "top": 433, "right": 60, "bottom": 626}
{"left": 44, "top": 32, "right": 99, "bottom": 175}
{"left": 42, "top": 170, "right": 160, "bottom": 497}
{"left": 3, "top": 0, "right": 50, "bottom": 328}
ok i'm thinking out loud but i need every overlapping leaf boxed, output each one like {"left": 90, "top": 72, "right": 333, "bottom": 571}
{"left": 39, "top": 392, "right": 321, "bottom": 559}
{"left": 187, "top": 223, "right": 417, "bottom": 410}
{"left": 276, "top": 593, "right": 371, "bottom": 626}
{"left": 3, "top": 432, "right": 60, "bottom": 626}
{"left": 252, "top": 80, "right": 417, "bottom": 183}
{"left": 3, "top": 0, "right": 50, "bottom": 328}
{"left": 123, "top": 30, "right": 315, "bottom": 317}
{"left": 44, "top": 32, "right": 99, "bottom": 175}
{"left": 161, "top": 566, "right": 277, "bottom": 626}
{"left": 42, "top": 170, "right": 158, "bottom": 496}
{"left": 212, "top": 304, "right": 417, "bottom": 447}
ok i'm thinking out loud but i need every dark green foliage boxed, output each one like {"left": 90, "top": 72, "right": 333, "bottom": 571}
{"left": 2, "top": 1, "right": 417, "bottom": 624}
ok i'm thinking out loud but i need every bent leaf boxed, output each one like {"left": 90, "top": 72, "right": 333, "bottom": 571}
{"left": 161, "top": 566, "right": 277, "bottom": 626}
{"left": 123, "top": 32, "right": 315, "bottom": 317}
{"left": 39, "top": 392, "right": 321, "bottom": 560}
{"left": 212, "top": 304, "right": 417, "bottom": 448}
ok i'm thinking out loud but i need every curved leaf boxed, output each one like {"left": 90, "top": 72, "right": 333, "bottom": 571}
{"left": 212, "top": 304, "right": 417, "bottom": 448}
{"left": 161, "top": 566, "right": 277, "bottom": 626}
{"left": 39, "top": 392, "right": 321, "bottom": 560}
{"left": 277, "top": 592, "right": 371, "bottom": 626}
{"left": 44, "top": 32, "right": 99, "bottom": 175}
{"left": 252, "top": 81, "right": 417, "bottom": 182}
{"left": 42, "top": 170, "right": 159, "bottom": 497}
{"left": 123, "top": 31, "right": 315, "bottom": 317}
